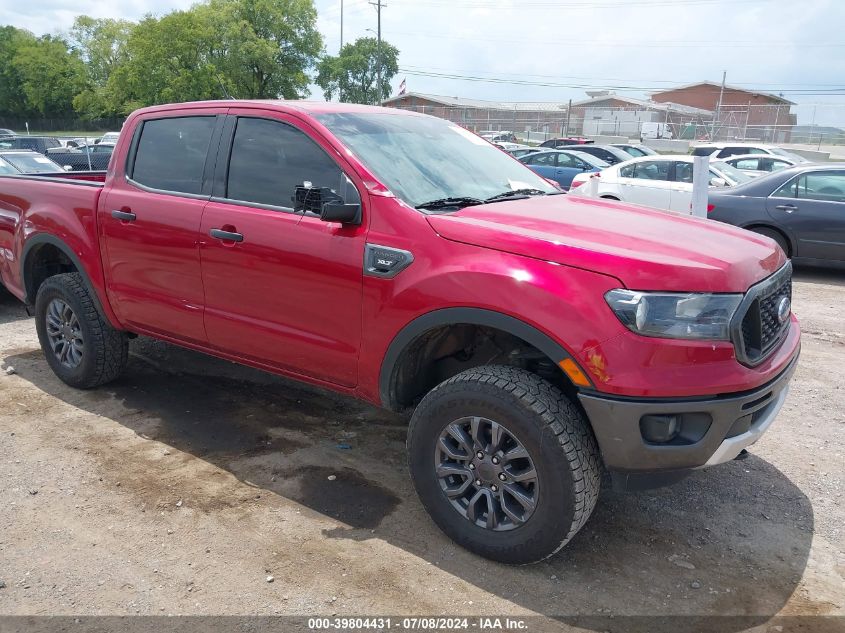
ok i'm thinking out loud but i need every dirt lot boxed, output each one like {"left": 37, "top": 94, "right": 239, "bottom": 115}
{"left": 0, "top": 268, "right": 843, "bottom": 632}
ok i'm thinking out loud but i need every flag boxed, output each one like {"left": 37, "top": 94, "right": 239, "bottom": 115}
{"left": 399, "top": 78, "right": 406, "bottom": 96}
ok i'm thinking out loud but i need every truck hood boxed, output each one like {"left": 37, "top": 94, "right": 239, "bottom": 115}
{"left": 425, "top": 195, "right": 785, "bottom": 292}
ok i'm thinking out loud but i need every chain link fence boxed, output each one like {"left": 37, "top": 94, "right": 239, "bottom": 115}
{"left": 386, "top": 102, "right": 845, "bottom": 148}
{"left": 0, "top": 116, "right": 125, "bottom": 134}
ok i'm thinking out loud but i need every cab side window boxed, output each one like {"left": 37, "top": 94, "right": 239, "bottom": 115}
{"left": 131, "top": 116, "right": 216, "bottom": 195}
{"left": 226, "top": 117, "right": 350, "bottom": 211}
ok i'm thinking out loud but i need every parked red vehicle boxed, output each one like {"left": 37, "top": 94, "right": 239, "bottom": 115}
{"left": 0, "top": 101, "right": 799, "bottom": 563}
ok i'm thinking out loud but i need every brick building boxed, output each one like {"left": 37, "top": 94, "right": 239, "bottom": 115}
{"left": 569, "top": 93, "right": 712, "bottom": 138}
{"left": 381, "top": 92, "right": 572, "bottom": 136}
{"left": 650, "top": 82, "right": 796, "bottom": 142}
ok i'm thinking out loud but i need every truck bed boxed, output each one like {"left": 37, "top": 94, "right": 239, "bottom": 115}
{"left": 0, "top": 172, "right": 105, "bottom": 301}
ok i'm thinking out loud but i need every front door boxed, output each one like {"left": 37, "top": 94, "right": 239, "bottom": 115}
{"left": 199, "top": 112, "right": 366, "bottom": 387}
{"left": 99, "top": 112, "right": 226, "bottom": 343}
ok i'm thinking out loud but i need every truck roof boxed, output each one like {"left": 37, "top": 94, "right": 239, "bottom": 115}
{"left": 134, "top": 100, "right": 421, "bottom": 117}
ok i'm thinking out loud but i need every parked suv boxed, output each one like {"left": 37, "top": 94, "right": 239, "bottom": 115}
{"left": 0, "top": 101, "right": 800, "bottom": 564}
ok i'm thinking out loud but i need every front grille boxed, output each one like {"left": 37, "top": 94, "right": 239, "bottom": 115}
{"left": 733, "top": 263, "right": 792, "bottom": 366}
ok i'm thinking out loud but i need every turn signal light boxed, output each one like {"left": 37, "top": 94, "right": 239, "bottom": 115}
{"left": 559, "top": 358, "right": 592, "bottom": 388}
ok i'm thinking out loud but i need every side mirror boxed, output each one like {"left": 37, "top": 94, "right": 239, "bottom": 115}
{"left": 63, "top": 165, "right": 73, "bottom": 171}
{"left": 709, "top": 177, "right": 727, "bottom": 187}
{"left": 321, "top": 199, "right": 361, "bottom": 224}
{"left": 293, "top": 185, "right": 361, "bottom": 225}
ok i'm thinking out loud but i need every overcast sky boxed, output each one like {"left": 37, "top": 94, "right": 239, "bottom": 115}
{"left": 2, "top": 0, "right": 844, "bottom": 126}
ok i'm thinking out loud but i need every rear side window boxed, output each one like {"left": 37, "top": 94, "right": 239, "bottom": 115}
{"left": 674, "top": 161, "right": 694, "bottom": 183}
{"left": 131, "top": 116, "right": 216, "bottom": 194}
{"left": 733, "top": 158, "right": 760, "bottom": 170}
{"left": 529, "top": 153, "right": 556, "bottom": 166}
{"left": 621, "top": 160, "right": 671, "bottom": 181}
{"left": 690, "top": 147, "right": 713, "bottom": 156}
{"left": 225, "top": 117, "right": 344, "bottom": 209}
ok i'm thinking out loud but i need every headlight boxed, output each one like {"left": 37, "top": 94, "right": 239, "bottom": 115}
{"left": 605, "top": 290, "right": 743, "bottom": 340}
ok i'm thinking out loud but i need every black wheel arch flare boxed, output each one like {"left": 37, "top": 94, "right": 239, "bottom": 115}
{"left": 378, "top": 307, "right": 590, "bottom": 411}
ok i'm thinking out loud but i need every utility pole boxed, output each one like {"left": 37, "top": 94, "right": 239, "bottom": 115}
{"left": 369, "top": 0, "right": 384, "bottom": 105}
{"left": 710, "top": 70, "right": 726, "bottom": 141}
{"left": 563, "top": 99, "right": 571, "bottom": 136}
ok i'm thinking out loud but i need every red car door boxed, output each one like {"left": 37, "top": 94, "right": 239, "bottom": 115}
{"left": 99, "top": 111, "right": 227, "bottom": 344}
{"left": 198, "top": 111, "right": 367, "bottom": 387}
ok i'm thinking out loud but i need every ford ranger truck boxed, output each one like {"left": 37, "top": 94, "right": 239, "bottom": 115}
{"left": 0, "top": 101, "right": 800, "bottom": 564}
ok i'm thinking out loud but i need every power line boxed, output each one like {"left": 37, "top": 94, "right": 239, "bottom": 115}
{"left": 388, "top": 29, "right": 844, "bottom": 48}
{"left": 399, "top": 64, "right": 845, "bottom": 89}
{"left": 391, "top": 0, "right": 780, "bottom": 9}
{"left": 398, "top": 68, "right": 845, "bottom": 95}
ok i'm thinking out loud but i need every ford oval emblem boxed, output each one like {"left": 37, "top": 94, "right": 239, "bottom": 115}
{"left": 777, "top": 296, "right": 791, "bottom": 324}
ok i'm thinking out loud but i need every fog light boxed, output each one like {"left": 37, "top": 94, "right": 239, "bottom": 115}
{"left": 640, "top": 414, "right": 680, "bottom": 444}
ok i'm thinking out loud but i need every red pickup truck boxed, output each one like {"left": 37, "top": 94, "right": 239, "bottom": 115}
{"left": 0, "top": 101, "right": 800, "bottom": 563}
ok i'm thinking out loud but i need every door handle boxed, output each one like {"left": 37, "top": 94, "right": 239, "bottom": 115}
{"left": 775, "top": 204, "right": 797, "bottom": 213}
{"left": 111, "top": 210, "right": 136, "bottom": 221}
{"left": 209, "top": 228, "right": 244, "bottom": 243}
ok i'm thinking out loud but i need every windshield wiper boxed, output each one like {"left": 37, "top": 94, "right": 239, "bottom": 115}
{"left": 415, "top": 196, "right": 485, "bottom": 211}
{"left": 484, "top": 188, "right": 555, "bottom": 203}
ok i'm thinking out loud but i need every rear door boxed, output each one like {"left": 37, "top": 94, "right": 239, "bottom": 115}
{"left": 617, "top": 160, "right": 672, "bottom": 209}
{"left": 766, "top": 169, "right": 845, "bottom": 262}
{"left": 198, "top": 110, "right": 367, "bottom": 387}
{"left": 668, "top": 161, "right": 694, "bottom": 212}
{"left": 99, "top": 111, "right": 226, "bottom": 343}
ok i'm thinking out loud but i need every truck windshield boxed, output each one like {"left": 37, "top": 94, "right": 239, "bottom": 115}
{"left": 315, "top": 112, "right": 557, "bottom": 208}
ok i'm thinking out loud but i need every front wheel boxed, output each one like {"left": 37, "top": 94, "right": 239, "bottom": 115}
{"left": 407, "top": 365, "right": 601, "bottom": 564}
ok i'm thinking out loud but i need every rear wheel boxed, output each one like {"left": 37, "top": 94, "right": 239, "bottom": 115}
{"left": 749, "top": 227, "right": 790, "bottom": 257}
{"left": 407, "top": 365, "right": 601, "bottom": 564}
{"left": 35, "top": 273, "right": 128, "bottom": 389}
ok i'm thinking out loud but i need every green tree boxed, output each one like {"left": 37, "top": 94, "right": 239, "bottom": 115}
{"left": 105, "top": 0, "right": 322, "bottom": 113}
{"left": 316, "top": 37, "right": 399, "bottom": 104}
{"left": 12, "top": 35, "right": 87, "bottom": 116}
{"left": 207, "top": 0, "right": 323, "bottom": 99}
{"left": 69, "top": 16, "right": 135, "bottom": 117}
{"left": 0, "top": 26, "right": 37, "bottom": 116}
{"left": 106, "top": 10, "right": 222, "bottom": 112}
{"left": 70, "top": 16, "right": 134, "bottom": 86}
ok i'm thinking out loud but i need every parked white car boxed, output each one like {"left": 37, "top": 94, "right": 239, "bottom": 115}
{"left": 719, "top": 153, "right": 799, "bottom": 177}
{"left": 98, "top": 131, "right": 121, "bottom": 144}
{"left": 568, "top": 155, "right": 751, "bottom": 213}
{"left": 690, "top": 142, "right": 808, "bottom": 163}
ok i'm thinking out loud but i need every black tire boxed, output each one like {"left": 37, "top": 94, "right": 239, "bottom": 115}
{"left": 35, "top": 272, "right": 128, "bottom": 389}
{"left": 750, "top": 226, "right": 790, "bottom": 257}
{"left": 407, "top": 365, "right": 601, "bottom": 564}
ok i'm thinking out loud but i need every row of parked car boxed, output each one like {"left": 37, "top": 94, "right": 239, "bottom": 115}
{"left": 514, "top": 140, "right": 842, "bottom": 267}
{"left": 0, "top": 130, "right": 119, "bottom": 172}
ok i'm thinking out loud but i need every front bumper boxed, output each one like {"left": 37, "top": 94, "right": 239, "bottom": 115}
{"left": 578, "top": 349, "right": 799, "bottom": 490}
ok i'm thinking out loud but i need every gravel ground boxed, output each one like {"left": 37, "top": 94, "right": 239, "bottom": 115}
{"left": 0, "top": 267, "right": 842, "bottom": 632}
